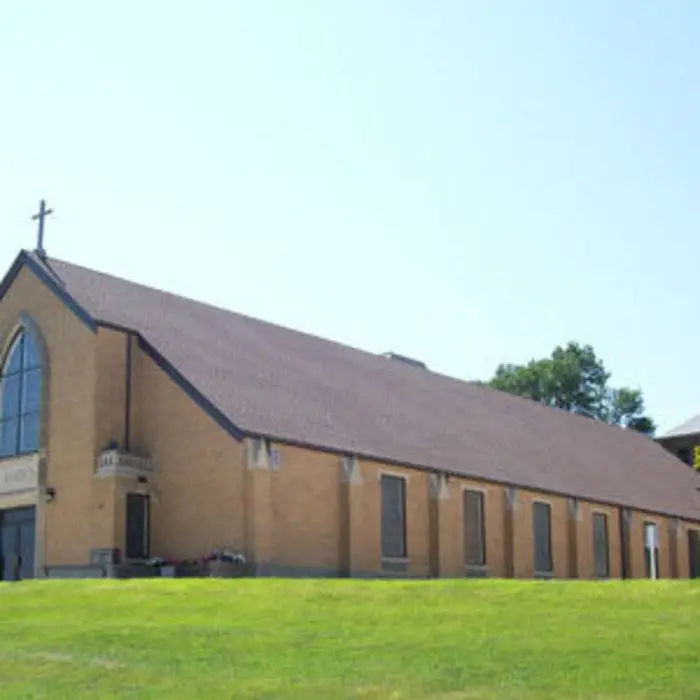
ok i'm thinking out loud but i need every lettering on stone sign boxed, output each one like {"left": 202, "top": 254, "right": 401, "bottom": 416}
{"left": 0, "top": 462, "right": 38, "bottom": 493}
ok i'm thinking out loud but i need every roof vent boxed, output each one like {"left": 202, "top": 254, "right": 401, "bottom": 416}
{"left": 381, "top": 352, "right": 427, "bottom": 370}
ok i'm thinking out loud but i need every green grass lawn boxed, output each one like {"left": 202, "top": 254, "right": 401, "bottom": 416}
{"left": 0, "top": 579, "right": 698, "bottom": 699}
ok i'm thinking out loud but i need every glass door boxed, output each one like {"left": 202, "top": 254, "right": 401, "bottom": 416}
{"left": 0, "top": 507, "right": 36, "bottom": 581}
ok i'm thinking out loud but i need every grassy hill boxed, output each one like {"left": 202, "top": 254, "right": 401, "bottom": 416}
{"left": 0, "top": 579, "right": 698, "bottom": 699}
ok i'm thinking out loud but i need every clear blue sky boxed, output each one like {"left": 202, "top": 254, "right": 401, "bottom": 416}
{"left": 2, "top": 1, "right": 698, "bottom": 434}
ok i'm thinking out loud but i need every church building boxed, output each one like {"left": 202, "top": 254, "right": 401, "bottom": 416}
{"left": 1, "top": 230, "right": 699, "bottom": 581}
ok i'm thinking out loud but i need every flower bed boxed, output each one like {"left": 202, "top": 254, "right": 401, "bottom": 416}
{"left": 141, "top": 549, "right": 248, "bottom": 578}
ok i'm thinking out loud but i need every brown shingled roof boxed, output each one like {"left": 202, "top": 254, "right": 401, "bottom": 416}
{"left": 25, "top": 253, "right": 700, "bottom": 521}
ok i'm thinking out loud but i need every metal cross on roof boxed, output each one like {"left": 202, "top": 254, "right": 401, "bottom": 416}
{"left": 32, "top": 199, "right": 53, "bottom": 257}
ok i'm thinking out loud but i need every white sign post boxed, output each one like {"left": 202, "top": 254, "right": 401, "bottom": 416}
{"left": 645, "top": 523, "right": 658, "bottom": 580}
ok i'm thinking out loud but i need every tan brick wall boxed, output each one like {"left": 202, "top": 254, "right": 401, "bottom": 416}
{"left": 0, "top": 267, "right": 99, "bottom": 567}
{"left": 244, "top": 453, "right": 274, "bottom": 567}
{"left": 89, "top": 329, "right": 129, "bottom": 552}
{"left": 94, "top": 329, "right": 128, "bottom": 453}
{"left": 269, "top": 444, "right": 340, "bottom": 572}
{"left": 231, "top": 434, "right": 696, "bottom": 580}
{"left": 576, "top": 502, "right": 621, "bottom": 579}
{"left": 673, "top": 521, "right": 685, "bottom": 578}
{"left": 432, "top": 477, "right": 461, "bottom": 578}
{"left": 626, "top": 511, "right": 669, "bottom": 579}
{"left": 345, "top": 460, "right": 377, "bottom": 575}
{"left": 436, "top": 478, "right": 506, "bottom": 578}
{"left": 511, "top": 490, "right": 569, "bottom": 578}
{"left": 404, "top": 469, "right": 431, "bottom": 576}
{"left": 646, "top": 516, "right": 671, "bottom": 578}
{"left": 339, "top": 460, "right": 432, "bottom": 576}
{"left": 128, "top": 347, "right": 246, "bottom": 561}
{"left": 678, "top": 522, "right": 698, "bottom": 579}
{"left": 582, "top": 507, "right": 681, "bottom": 581}
{"left": 626, "top": 511, "right": 641, "bottom": 578}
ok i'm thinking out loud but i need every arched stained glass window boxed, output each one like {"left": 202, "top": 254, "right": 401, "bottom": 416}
{"left": 0, "top": 330, "right": 42, "bottom": 458}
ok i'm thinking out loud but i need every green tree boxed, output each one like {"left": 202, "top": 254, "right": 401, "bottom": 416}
{"left": 489, "top": 342, "right": 656, "bottom": 436}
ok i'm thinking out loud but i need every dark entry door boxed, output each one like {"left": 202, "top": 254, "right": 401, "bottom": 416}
{"left": 125, "top": 493, "right": 150, "bottom": 560}
{"left": 0, "top": 507, "right": 36, "bottom": 581}
{"left": 689, "top": 530, "right": 700, "bottom": 579}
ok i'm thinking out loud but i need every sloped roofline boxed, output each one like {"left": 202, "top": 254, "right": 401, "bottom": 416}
{"left": 0, "top": 250, "right": 98, "bottom": 331}
{"left": 656, "top": 415, "right": 700, "bottom": 441}
{"left": 0, "top": 251, "right": 246, "bottom": 442}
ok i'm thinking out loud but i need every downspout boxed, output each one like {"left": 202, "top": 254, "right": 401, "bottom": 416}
{"left": 124, "top": 333, "right": 133, "bottom": 451}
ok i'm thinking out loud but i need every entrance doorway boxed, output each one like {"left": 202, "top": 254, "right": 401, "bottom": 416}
{"left": 125, "top": 493, "right": 150, "bottom": 560}
{"left": 0, "top": 506, "right": 36, "bottom": 581}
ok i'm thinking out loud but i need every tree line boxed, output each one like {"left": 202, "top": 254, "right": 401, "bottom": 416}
{"left": 486, "top": 341, "right": 655, "bottom": 436}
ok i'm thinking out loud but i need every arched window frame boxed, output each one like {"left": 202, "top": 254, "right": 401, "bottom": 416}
{"left": 0, "top": 322, "right": 45, "bottom": 459}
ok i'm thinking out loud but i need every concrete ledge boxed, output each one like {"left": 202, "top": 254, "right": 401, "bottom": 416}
{"left": 253, "top": 563, "right": 430, "bottom": 579}
{"left": 253, "top": 563, "right": 341, "bottom": 578}
{"left": 44, "top": 566, "right": 106, "bottom": 579}
{"left": 111, "top": 565, "right": 163, "bottom": 579}
{"left": 534, "top": 571, "right": 555, "bottom": 580}
{"left": 350, "top": 570, "right": 430, "bottom": 580}
{"left": 41, "top": 562, "right": 436, "bottom": 581}
{"left": 44, "top": 564, "right": 162, "bottom": 579}
{"left": 252, "top": 564, "right": 430, "bottom": 580}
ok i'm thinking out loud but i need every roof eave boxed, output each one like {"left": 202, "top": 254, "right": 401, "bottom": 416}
{"left": 247, "top": 430, "right": 700, "bottom": 525}
{"left": 656, "top": 431, "right": 700, "bottom": 443}
{"left": 96, "top": 321, "right": 247, "bottom": 443}
{"left": 1, "top": 252, "right": 245, "bottom": 442}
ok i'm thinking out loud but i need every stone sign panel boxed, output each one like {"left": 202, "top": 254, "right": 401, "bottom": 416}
{"left": 0, "top": 455, "right": 40, "bottom": 496}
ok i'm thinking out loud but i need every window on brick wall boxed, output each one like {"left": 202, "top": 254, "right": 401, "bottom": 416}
{"left": 592, "top": 512, "right": 610, "bottom": 578}
{"left": 463, "top": 489, "right": 486, "bottom": 567}
{"left": 688, "top": 530, "right": 700, "bottom": 579}
{"left": 381, "top": 475, "right": 406, "bottom": 559}
{"left": 533, "top": 502, "right": 553, "bottom": 574}
{"left": 0, "top": 329, "right": 42, "bottom": 458}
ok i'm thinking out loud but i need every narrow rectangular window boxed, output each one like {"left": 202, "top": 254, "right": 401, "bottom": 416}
{"left": 125, "top": 493, "right": 150, "bottom": 560}
{"left": 533, "top": 502, "right": 553, "bottom": 574}
{"left": 464, "top": 489, "right": 486, "bottom": 567}
{"left": 689, "top": 530, "right": 700, "bottom": 579}
{"left": 592, "top": 512, "right": 610, "bottom": 578}
{"left": 619, "top": 508, "right": 632, "bottom": 579}
{"left": 381, "top": 475, "right": 406, "bottom": 559}
{"left": 643, "top": 522, "right": 659, "bottom": 579}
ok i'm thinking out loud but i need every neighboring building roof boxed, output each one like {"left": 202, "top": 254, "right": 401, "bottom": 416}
{"left": 3, "top": 250, "right": 700, "bottom": 521}
{"left": 657, "top": 415, "right": 700, "bottom": 441}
